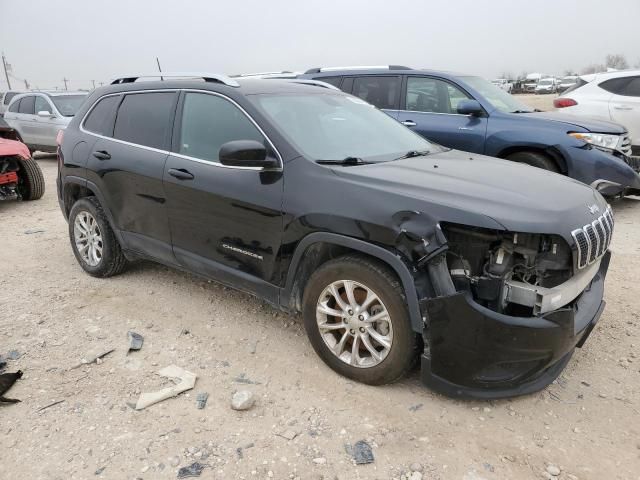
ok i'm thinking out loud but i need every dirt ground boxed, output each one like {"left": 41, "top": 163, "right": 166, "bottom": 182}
{"left": 2, "top": 96, "right": 640, "bottom": 480}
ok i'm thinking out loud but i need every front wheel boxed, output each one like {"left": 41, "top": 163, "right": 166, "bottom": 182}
{"left": 68, "top": 197, "right": 127, "bottom": 277}
{"left": 302, "top": 255, "right": 418, "bottom": 385}
{"left": 18, "top": 158, "right": 45, "bottom": 200}
{"left": 506, "top": 151, "right": 559, "bottom": 173}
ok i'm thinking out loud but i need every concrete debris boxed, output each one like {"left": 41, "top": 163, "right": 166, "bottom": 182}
{"left": 230, "top": 390, "right": 255, "bottom": 411}
{"left": 127, "top": 331, "right": 144, "bottom": 352}
{"left": 277, "top": 429, "right": 298, "bottom": 441}
{"left": 128, "top": 365, "right": 197, "bottom": 410}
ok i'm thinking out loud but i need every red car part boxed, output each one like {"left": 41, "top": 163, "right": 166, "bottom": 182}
{"left": 0, "top": 171, "right": 18, "bottom": 185}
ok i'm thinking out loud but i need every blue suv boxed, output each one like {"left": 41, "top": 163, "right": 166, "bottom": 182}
{"left": 300, "top": 66, "right": 640, "bottom": 197}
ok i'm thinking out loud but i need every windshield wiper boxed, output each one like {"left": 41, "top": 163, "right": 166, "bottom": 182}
{"left": 394, "top": 149, "right": 432, "bottom": 161}
{"left": 316, "top": 156, "right": 369, "bottom": 166}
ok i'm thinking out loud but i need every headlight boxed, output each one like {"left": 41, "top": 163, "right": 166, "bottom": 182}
{"left": 569, "top": 132, "right": 621, "bottom": 151}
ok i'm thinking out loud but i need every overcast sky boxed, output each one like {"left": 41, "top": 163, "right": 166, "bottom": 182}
{"left": 1, "top": 0, "right": 638, "bottom": 91}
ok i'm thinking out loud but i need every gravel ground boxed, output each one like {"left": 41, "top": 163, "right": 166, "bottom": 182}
{"left": 1, "top": 98, "right": 640, "bottom": 480}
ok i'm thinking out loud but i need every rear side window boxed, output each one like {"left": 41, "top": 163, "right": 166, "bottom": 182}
{"left": 177, "top": 92, "right": 264, "bottom": 163}
{"left": 8, "top": 98, "right": 21, "bottom": 113}
{"left": 352, "top": 76, "right": 400, "bottom": 110}
{"left": 312, "top": 76, "right": 342, "bottom": 88}
{"left": 18, "top": 96, "right": 35, "bottom": 114}
{"left": 599, "top": 76, "right": 640, "bottom": 97}
{"left": 113, "top": 92, "right": 176, "bottom": 149}
{"left": 84, "top": 96, "right": 121, "bottom": 136}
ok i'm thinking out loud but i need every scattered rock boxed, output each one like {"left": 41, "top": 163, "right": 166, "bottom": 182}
{"left": 409, "top": 472, "right": 423, "bottom": 480}
{"left": 409, "top": 403, "right": 423, "bottom": 412}
{"left": 127, "top": 331, "right": 144, "bottom": 352}
{"left": 169, "top": 456, "right": 180, "bottom": 467}
{"left": 312, "top": 457, "right": 327, "bottom": 465}
{"left": 231, "top": 390, "right": 255, "bottom": 410}
{"left": 277, "top": 429, "right": 298, "bottom": 441}
{"left": 349, "top": 440, "right": 374, "bottom": 465}
{"left": 410, "top": 463, "right": 423, "bottom": 472}
{"left": 177, "top": 461, "right": 206, "bottom": 478}
{"left": 546, "top": 464, "right": 561, "bottom": 476}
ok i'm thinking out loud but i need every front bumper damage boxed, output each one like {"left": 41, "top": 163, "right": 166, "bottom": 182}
{"left": 419, "top": 251, "right": 610, "bottom": 399}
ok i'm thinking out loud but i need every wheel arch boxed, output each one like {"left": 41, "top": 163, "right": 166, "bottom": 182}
{"left": 62, "top": 177, "right": 125, "bottom": 247}
{"left": 282, "top": 232, "right": 424, "bottom": 332}
{"left": 496, "top": 145, "right": 568, "bottom": 174}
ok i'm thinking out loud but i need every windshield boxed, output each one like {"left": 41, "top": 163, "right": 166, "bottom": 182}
{"left": 538, "top": 80, "right": 553, "bottom": 86}
{"left": 461, "top": 76, "right": 534, "bottom": 113}
{"left": 561, "top": 77, "right": 576, "bottom": 84}
{"left": 253, "top": 93, "right": 436, "bottom": 162}
{"left": 50, "top": 94, "right": 87, "bottom": 117}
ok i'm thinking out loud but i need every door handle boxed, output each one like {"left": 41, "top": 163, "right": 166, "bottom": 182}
{"left": 92, "top": 150, "right": 111, "bottom": 160}
{"left": 613, "top": 105, "right": 633, "bottom": 110}
{"left": 401, "top": 120, "right": 417, "bottom": 127}
{"left": 168, "top": 168, "right": 194, "bottom": 180}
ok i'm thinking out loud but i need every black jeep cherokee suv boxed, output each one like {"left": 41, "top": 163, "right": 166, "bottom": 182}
{"left": 57, "top": 73, "right": 613, "bottom": 399}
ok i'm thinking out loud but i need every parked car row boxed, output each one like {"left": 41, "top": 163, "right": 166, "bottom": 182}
{"left": 54, "top": 71, "right": 618, "bottom": 399}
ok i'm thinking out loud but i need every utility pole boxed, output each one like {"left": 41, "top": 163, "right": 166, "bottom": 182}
{"left": 1, "top": 52, "right": 12, "bottom": 90}
{"left": 156, "top": 57, "right": 163, "bottom": 81}
{"left": 63, "top": 77, "right": 68, "bottom": 91}
{"left": 91, "top": 80, "right": 96, "bottom": 89}
{"left": 24, "top": 79, "right": 29, "bottom": 90}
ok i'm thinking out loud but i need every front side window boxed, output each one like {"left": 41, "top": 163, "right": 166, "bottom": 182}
{"left": 460, "top": 76, "right": 534, "bottom": 113}
{"left": 84, "top": 96, "right": 121, "bottom": 136}
{"left": 34, "top": 96, "right": 51, "bottom": 114}
{"left": 178, "top": 92, "right": 264, "bottom": 163}
{"left": 113, "top": 92, "right": 176, "bottom": 149}
{"left": 352, "top": 76, "right": 400, "bottom": 110}
{"left": 18, "top": 96, "right": 35, "bottom": 115}
{"left": 406, "top": 77, "right": 470, "bottom": 114}
{"left": 50, "top": 94, "right": 87, "bottom": 117}
{"left": 253, "top": 93, "right": 435, "bottom": 162}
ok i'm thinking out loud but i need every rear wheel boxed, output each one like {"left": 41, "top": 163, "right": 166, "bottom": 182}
{"left": 68, "top": 197, "right": 127, "bottom": 277}
{"left": 302, "top": 255, "right": 417, "bottom": 385}
{"left": 18, "top": 158, "right": 45, "bottom": 200}
{"left": 506, "top": 151, "right": 559, "bottom": 172}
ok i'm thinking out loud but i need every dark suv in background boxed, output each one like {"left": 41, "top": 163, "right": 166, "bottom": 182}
{"left": 299, "top": 66, "right": 640, "bottom": 197}
{"left": 58, "top": 73, "right": 612, "bottom": 398}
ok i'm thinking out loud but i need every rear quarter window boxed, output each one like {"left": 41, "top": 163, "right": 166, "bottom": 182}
{"left": 113, "top": 92, "right": 177, "bottom": 149}
{"left": 83, "top": 96, "right": 121, "bottom": 136}
{"left": 598, "top": 77, "right": 640, "bottom": 96}
{"left": 8, "top": 98, "right": 21, "bottom": 113}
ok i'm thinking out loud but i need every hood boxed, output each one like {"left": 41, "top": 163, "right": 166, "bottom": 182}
{"left": 0, "top": 137, "right": 30, "bottom": 160}
{"left": 334, "top": 150, "right": 607, "bottom": 243}
{"left": 521, "top": 111, "right": 626, "bottom": 134}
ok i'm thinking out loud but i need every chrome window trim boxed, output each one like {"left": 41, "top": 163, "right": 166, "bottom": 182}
{"left": 396, "top": 109, "right": 471, "bottom": 117}
{"left": 79, "top": 88, "right": 283, "bottom": 172}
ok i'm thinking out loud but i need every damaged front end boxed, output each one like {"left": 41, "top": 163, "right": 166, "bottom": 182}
{"left": 413, "top": 221, "right": 610, "bottom": 399}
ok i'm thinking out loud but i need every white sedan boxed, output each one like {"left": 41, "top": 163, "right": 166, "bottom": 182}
{"left": 554, "top": 70, "right": 640, "bottom": 157}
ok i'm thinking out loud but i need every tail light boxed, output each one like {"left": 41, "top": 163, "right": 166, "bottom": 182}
{"left": 554, "top": 98, "right": 577, "bottom": 108}
{"left": 56, "top": 129, "right": 65, "bottom": 146}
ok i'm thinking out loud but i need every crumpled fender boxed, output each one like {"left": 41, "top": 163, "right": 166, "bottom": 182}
{"left": 392, "top": 210, "right": 448, "bottom": 265}
{"left": 0, "top": 138, "right": 30, "bottom": 160}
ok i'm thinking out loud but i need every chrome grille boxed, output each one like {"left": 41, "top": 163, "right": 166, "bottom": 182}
{"left": 571, "top": 206, "right": 614, "bottom": 269}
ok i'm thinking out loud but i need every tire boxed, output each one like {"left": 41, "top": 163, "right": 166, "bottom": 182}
{"left": 506, "top": 151, "right": 559, "bottom": 173}
{"left": 18, "top": 157, "right": 45, "bottom": 200}
{"left": 302, "top": 254, "right": 418, "bottom": 385}
{"left": 68, "top": 197, "right": 127, "bottom": 277}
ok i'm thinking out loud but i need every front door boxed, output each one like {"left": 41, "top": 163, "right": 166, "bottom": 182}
{"left": 397, "top": 76, "right": 488, "bottom": 154}
{"left": 163, "top": 91, "right": 284, "bottom": 301}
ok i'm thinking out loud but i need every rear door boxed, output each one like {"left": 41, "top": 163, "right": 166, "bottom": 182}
{"left": 16, "top": 95, "right": 37, "bottom": 145}
{"left": 602, "top": 76, "right": 640, "bottom": 149}
{"left": 163, "top": 91, "right": 284, "bottom": 301}
{"left": 396, "top": 76, "right": 487, "bottom": 153}
{"left": 84, "top": 91, "right": 178, "bottom": 264}
{"left": 345, "top": 75, "right": 402, "bottom": 119}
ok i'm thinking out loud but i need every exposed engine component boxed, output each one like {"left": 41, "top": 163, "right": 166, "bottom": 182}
{"left": 0, "top": 156, "right": 21, "bottom": 201}
{"left": 441, "top": 223, "right": 573, "bottom": 316}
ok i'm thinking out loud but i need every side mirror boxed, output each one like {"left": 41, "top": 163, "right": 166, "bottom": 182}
{"left": 456, "top": 99, "right": 484, "bottom": 116}
{"left": 37, "top": 110, "right": 54, "bottom": 118}
{"left": 219, "top": 140, "right": 277, "bottom": 168}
